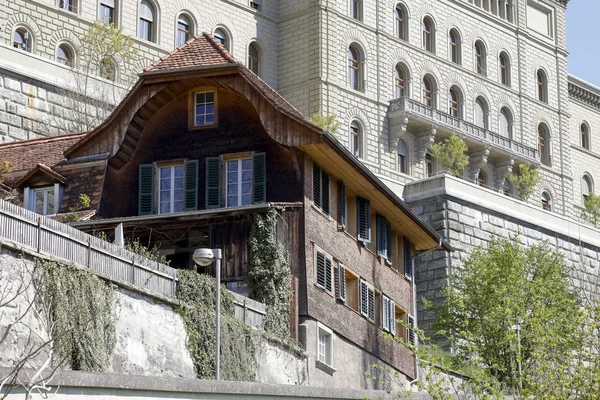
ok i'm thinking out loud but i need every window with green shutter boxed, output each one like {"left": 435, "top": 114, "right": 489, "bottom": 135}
{"left": 338, "top": 181, "right": 346, "bottom": 228}
{"left": 205, "top": 157, "right": 222, "bottom": 209}
{"left": 357, "top": 197, "right": 371, "bottom": 243}
{"left": 138, "top": 164, "right": 154, "bottom": 215}
{"left": 376, "top": 214, "right": 392, "bottom": 261}
{"left": 315, "top": 249, "right": 332, "bottom": 293}
{"left": 313, "top": 162, "right": 330, "bottom": 215}
{"left": 184, "top": 159, "right": 199, "bottom": 211}
{"left": 252, "top": 152, "right": 266, "bottom": 204}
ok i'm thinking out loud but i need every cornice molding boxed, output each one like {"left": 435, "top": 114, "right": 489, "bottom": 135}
{"left": 568, "top": 75, "right": 600, "bottom": 110}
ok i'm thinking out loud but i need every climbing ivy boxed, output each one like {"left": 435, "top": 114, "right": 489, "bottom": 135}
{"left": 40, "top": 260, "right": 116, "bottom": 371}
{"left": 248, "top": 209, "right": 292, "bottom": 337}
{"left": 176, "top": 271, "right": 259, "bottom": 381}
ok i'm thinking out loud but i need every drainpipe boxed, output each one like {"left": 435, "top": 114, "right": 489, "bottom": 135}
{"left": 408, "top": 237, "right": 443, "bottom": 386}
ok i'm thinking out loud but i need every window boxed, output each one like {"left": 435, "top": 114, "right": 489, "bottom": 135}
{"left": 317, "top": 325, "right": 333, "bottom": 367}
{"left": 448, "top": 86, "right": 461, "bottom": 118}
{"left": 350, "top": 0, "right": 362, "bottom": 21}
{"left": 581, "top": 123, "right": 590, "bottom": 150}
{"left": 313, "top": 162, "right": 330, "bottom": 215}
{"left": 159, "top": 165, "right": 185, "bottom": 214}
{"left": 357, "top": 196, "right": 371, "bottom": 243}
{"left": 422, "top": 17, "right": 434, "bottom": 52}
{"left": 56, "top": 44, "right": 73, "bottom": 66}
{"left": 403, "top": 237, "right": 412, "bottom": 278}
{"left": 347, "top": 45, "right": 362, "bottom": 91}
{"left": 582, "top": 174, "right": 593, "bottom": 203}
{"left": 248, "top": 42, "right": 260, "bottom": 75}
{"left": 214, "top": 28, "right": 229, "bottom": 50}
{"left": 13, "top": 27, "right": 32, "bottom": 52}
{"left": 395, "top": 4, "right": 407, "bottom": 40}
{"left": 250, "top": 0, "right": 260, "bottom": 11}
{"left": 541, "top": 191, "right": 551, "bottom": 211}
{"left": 474, "top": 97, "right": 488, "bottom": 129}
{"left": 226, "top": 158, "right": 253, "bottom": 207}
{"left": 503, "top": 178, "right": 512, "bottom": 196}
{"left": 537, "top": 69, "right": 548, "bottom": 103}
{"left": 538, "top": 124, "right": 551, "bottom": 166}
{"left": 422, "top": 75, "right": 435, "bottom": 107}
{"left": 477, "top": 170, "right": 486, "bottom": 187}
{"left": 382, "top": 296, "right": 396, "bottom": 335}
{"left": 315, "top": 249, "right": 333, "bottom": 293}
{"left": 337, "top": 181, "right": 346, "bottom": 228}
{"left": 193, "top": 91, "right": 216, "bottom": 127}
{"left": 139, "top": 0, "right": 156, "bottom": 42}
{"left": 394, "top": 64, "right": 407, "bottom": 98}
{"left": 99, "top": 58, "right": 116, "bottom": 81}
{"left": 397, "top": 139, "right": 407, "bottom": 173}
{"left": 176, "top": 14, "right": 192, "bottom": 47}
{"left": 349, "top": 120, "right": 362, "bottom": 158}
{"left": 376, "top": 214, "right": 392, "bottom": 261}
{"left": 99, "top": 0, "right": 116, "bottom": 24}
{"left": 499, "top": 52, "right": 510, "bottom": 86}
{"left": 359, "top": 279, "right": 375, "bottom": 322}
{"left": 425, "top": 152, "right": 435, "bottom": 177}
{"left": 139, "top": 160, "right": 199, "bottom": 215}
{"left": 337, "top": 263, "right": 347, "bottom": 302}
{"left": 58, "top": 0, "right": 77, "bottom": 13}
{"left": 449, "top": 28, "right": 461, "bottom": 64}
{"left": 25, "top": 185, "right": 61, "bottom": 215}
{"left": 474, "top": 40, "right": 486, "bottom": 76}
{"left": 499, "top": 107, "right": 512, "bottom": 139}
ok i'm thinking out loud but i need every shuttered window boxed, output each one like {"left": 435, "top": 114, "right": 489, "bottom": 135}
{"left": 357, "top": 197, "right": 371, "bottom": 243}
{"left": 252, "top": 152, "right": 267, "bottom": 204}
{"left": 404, "top": 238, "right": 412, "bottom": 279}
{"left": 359, "top": 279, "right": 375, "bottom": 322}
{"left": 139, "top": 161, "right": 199, "bottom": 216}
{"left": 338, "top": 181, "right": 346, "bottom": 228}
{"left": 316, "top": 250, "right": 333, "bottom": 293}
{"left": 382, "top": 296, "right": 397, "bottom": 335}
{"left": 138, "top": 164, "right": 154, "bottom": 215}
{"left": 313, "top": 162, "right": 330, "bottom": 215}
{"left": 376, "top": 214, "right": 392, "bottom": 261}
{"left": 407, "top": 315, "right": 415, "bottom": 345}
{"left": 337, "top": 263, "right": 346, "bottom": 303}
{"left": 205, "top": 157, "right": 222, "bottom": 209}
{"left": 183, "top": 160, "right": 199, "bottom": 211}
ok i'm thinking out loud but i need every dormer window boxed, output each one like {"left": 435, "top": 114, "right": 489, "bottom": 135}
{"left": 190, "top": 90, "right": 217, "bottom": 128}
{"left": 24, "top": 184, "right": 62, "bottom": 215}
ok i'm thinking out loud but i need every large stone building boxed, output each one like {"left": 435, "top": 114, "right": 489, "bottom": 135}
{"left": 2, "top": 0, "right": 600, "bottom": 333}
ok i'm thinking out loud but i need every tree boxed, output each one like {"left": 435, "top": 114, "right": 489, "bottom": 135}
{"left": 429, "top": 133, "right": 469, "bottom": 176}
{"left": 582, "top": 193, "right": 600, "bottom": 228}
{"left": 509, "top": 163, "right": 540, "bottom": 201}
{"left": 307, "top": 112, "right": 341, "bottom": 137}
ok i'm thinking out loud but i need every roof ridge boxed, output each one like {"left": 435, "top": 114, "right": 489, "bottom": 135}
{"left": 202, "top": 32, "right": 238, "bottom": 64}
{"left": 143, "top": 35, "right": 202, "bottom": 73}
{"left": 0, "top": 131, "right": 88, "bottom": 149}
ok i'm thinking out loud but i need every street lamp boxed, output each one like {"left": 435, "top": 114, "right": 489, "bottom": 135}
{"left": 193, "top": 248, "right": 222, "bottom": 380}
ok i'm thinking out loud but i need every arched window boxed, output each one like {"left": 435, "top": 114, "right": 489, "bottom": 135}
{"left": 581, "top": 123, "right": 590, "bottom": 150}
{"left": 176, "top": 14, "right": 192, "bottom": 47}
{"left": 99, "top": 0, "right": 117, "bottom": 25}
{"left": 499, "top": 52, "right": 510, "bottom": 86}
{"left": 537, "top": 69, "right": 548, "bottom": 103}
{"left": 347, "top": 45, "right": 362, "bottom": 91}
{"left": 394, "top": 64, "right": 407, "bottom": 97}
{"left": 538, "top": 124, "right": 551, "bottom": 166}
{"left": 397, "top": 139, "right": 407, "bottom": 173}
{"left": 503, "top": 178, "right": 512, "bottom": 196}
{"left": 422, "top": 17, "right": 435, "bottom": 52}
{"left": 58, "top": 0, "right": 78, "bottom": 13}
{"left": 100, "top": 58, "right": 116, "bottom": 81}
{"left": 422, "top": 75, "right": 435, "bottom": 107}
{"left": 56, "top": 43, "right": 74, "bottom": 65}
{"left": 541, "top": 191, "right": 552, "bottom": 211}
{"left": 13, "top": 27, "right": 32, "bottom": 52}
{"left": 499, "top": 107, "right": 512, "bottom": 139}
{"left": 477, "top": 170, "right": 486, "bottom": 187}
{"left": 350, "top": 0, "right": 362, "bottom": 21}
{"left": 139, "top": 0, "right": 156, "bottom": 42}
{"left": 448, "top": 86, "right": 462, "bottom": 118}
{"left": 349, "top": 120, "right": 363, "bottom": 158}
{"left": 248, "top": 42, "right": 260, "bottom": 75}
{"left": 395, "top": 4, "right": 407, "bottom": 40}
{"left": 474, "top": 97, "right": 488, "bottom": 129}
{"left": 474, "top": 40, "right": 486, "bottom": 76}
{"left": 449, "top": 28, "right": 461, "bottom": 64}
{"left": 214, "top": 28, "right": 229, "bottom": 50}
{"left": 582, "top": 174, "right": 593, "bottom": 203}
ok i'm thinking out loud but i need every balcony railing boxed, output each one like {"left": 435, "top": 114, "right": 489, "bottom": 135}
{"left": 389, "top": 97, "right": 539, "bottom": 162}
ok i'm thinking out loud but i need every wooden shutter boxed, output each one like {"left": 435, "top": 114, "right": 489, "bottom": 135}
{"left": 338, "top": 181, "right": 346, "bottom": 228}
{"left": 360, "top": 280, "right": 369, "bottom": 318}
{"left": 382, "top": 296, "right": 390, "bottom": 332}
{"left": 390, "top": 301, "right": 396, "bottom": 336}
{"left": 205, "top": 157, "right": 221, "bottom": 209}
{"left": 316, "top": 250, "right": 326, "bottom": 289}
{"left": 367, "top": 286, "right": 375, "bottom": 322}
{"left": 357, "top": 197, "right": 371, "bottom": 243}
{"left": 337, "top": 263, "right": 347, "bottom": 303}
{"left": 322, "top": 170, "right": 330, "bottom": 215}
{"left": 252, "top": 152, "right": 266, "bottom": 204}
{"left": 407, "top": 315, "right": 415, "bottom": 345}
{"left": 138, "top": 164, "right": 154, "bottom": 216}
{"left": 404, "top": 238, "right": 412, "bottom": 278}
{"left": 377, "top": 214, "right": 387, "bottom": 258}
{"left": 324, "top": 255, "right": 332, "bottom": 293}
{"left": 313, "top": 162, "right": 321, "bottom": 209}
{"left": 183, "top": 159, "right": 199, "bottom": 211}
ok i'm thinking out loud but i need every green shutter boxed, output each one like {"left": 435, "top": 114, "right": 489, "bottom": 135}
{"left": 138, "top": 164, "right": 154, "bottom": 216}
{"left": 252, "top": 152, "right": 266, "bottom": 204}
{"left": 338, "top": 181, "right": 346, "bottom": 228}
{"left": 322, "top": 170, "right": 330, "bottom": 215}
{"left": 313, "top": 162, "right": 321, "bottom": 209}
{"left": 357, "top": 197, "right": 371, "bottom": 243}
{"left": 337, "top": 264, "right": 346, "bottom": 303}
{"left": 184, "top": 159, "right": 199, "bottom": 211}
{"left": 205, "top": 157, "right": 222, "bottom": 209}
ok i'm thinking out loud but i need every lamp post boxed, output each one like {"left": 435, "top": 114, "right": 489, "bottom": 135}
{"left": 193, "top": 248, "right": 222, "bottom": 380}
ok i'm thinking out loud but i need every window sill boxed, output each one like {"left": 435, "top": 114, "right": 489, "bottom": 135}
{"left": 316, "top": 360, "right": 336, "bottom": 375}
{"left": 311, "top": 205, "right": 332, "bottom": 221}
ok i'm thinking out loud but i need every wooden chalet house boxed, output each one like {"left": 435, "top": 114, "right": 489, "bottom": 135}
{"left": 0, "top": 34, "right": 450, "bottom": 387}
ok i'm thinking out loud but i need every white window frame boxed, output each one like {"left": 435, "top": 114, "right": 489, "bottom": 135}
{"left": 382, "top": 295, "right": 397, "bottom": 335}
{"left": 225, "top": 158, "right": 253, "bottom": 207}
{"left": 316, "top": 323, "right": 334, "bottom": 368}
{"left": 359, "top": 279, "right": 375, "bottom": 322}
{"left": 24, "top": 184, "right": 61, "bottom": 216}
{"left": 158, "top": 165, "right": 185, "bottom": 214}
{"left": 194, "top": 91, "right": 216, "bottom": 127}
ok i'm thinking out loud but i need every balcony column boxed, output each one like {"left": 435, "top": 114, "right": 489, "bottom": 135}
{"left": 469, "top": 146, "right": 490, "bottom": 182}
{"left": 494, "top": 158, "right": 515, "bottom": 192}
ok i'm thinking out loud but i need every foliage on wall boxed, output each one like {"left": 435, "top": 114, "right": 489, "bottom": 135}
{"left": 176, "top": 270, "right": 259, "bottom": 381}
{"left": 582, "top": 193, "right": 600, "bottom": 228}
{"left": 429, "top": 133, "right": 470, "bottom": 176}
{"left": 308, "top": 112, "right": 341, "bottom": 137}
{"left": 509, "top": 163, "right": 540, "bottom": 201}
{"left": 41, "top": 260, "right": 116, "bottom": 371}
{"left": 248, "top": 209, "right": 292, "bottom": 337}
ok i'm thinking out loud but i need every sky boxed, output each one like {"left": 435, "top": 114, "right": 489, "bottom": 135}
{"left": 565, "top": 0, "right": 600, "bottom": 87}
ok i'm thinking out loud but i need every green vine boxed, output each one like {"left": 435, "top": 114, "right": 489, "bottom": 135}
{"left": 248, "top": 209, "right": 292, "bottom": 337}
{"left": 40, "top": 260, "right": 116, "bottom": 371}
{"left": 176, "top": 270, "right": 260, "bottom": 381}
